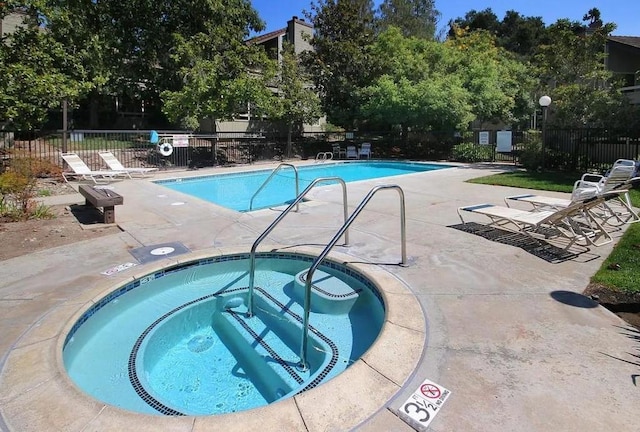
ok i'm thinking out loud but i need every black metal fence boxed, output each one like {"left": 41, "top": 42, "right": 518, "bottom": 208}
{"left": 1, "top": 128, "right": 639, "bottom": 174}
{"left": 544, "top": 128, "right": 640, "bottom": 172}
{"left": 0, "top": 129, "right": 462, "bottom": 172}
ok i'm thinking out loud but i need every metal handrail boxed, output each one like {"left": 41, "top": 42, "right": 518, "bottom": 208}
{"left": 297, "top": 184, "right": 407, "bottom": 371}
{"left": 249, "top": 163, "right": 299, "bottom": 212}
{"left": 246, "top": 177, "right": 350, "bottom": 317}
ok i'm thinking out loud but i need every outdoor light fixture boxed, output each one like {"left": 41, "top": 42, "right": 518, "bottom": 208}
{"left": 539, "top": 95, "right": 552, "bottom": 169}
{"left": 538, "top": 95, "right": 552, "bottom": 108}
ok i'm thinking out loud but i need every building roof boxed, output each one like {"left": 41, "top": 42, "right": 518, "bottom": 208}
{"left": 246, "top": 17, "right": 313, "bottom": 45}
{"left": 608, "top": 36, "right": 640, "bottom": 49}
{"left": 246, "top": 27, "right": 287, "bottom": 45}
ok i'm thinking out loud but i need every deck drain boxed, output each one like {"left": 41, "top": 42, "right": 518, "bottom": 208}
{"left": 150, "top": 247, "right": 175, "bottom": 256}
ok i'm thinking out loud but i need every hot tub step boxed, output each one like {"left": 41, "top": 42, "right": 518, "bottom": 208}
{"left": 214, "top": 294, "right": 329, "bottom": 397}
{"left": 292, "top": 269, "right": 360, "bottom": 314}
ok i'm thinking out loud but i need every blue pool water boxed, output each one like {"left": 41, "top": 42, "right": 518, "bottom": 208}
{"left": 63, "top": 252, "right": 385, "bottom": 416}
{"left": 156, "top": 160, "right": 452, "bottom": 211}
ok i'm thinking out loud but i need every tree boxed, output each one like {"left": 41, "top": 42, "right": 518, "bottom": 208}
{"left": 359, "top": 28, "right": 474, "bottom": 141}
{"left": 377, "top": 0, "right": 440, "bottom": 39}
{"left": 268, "top": 43, "right": 322, "bottom": 157}
{"left": 304, "top": 0, "right": 377, "bottom": 128}
{"left": 532, "top": 10, "right": 636, "bottom": 128}
{"left": 448, "top": 8, "right": 500, "bottom": 37}
{"left": 359, "top": 27, "right": 534, "bottom": 140}
{"left": 446, "top": 28, "right": 535, "bottom": 126}
{"left": 154, "top": 0, "right": 275, "bottom": 130}
{"left": 448, "top": 8, "right": 547, "bottom": 58}
{"left": 0, "top": 8, "right": 91, "bottom": 130}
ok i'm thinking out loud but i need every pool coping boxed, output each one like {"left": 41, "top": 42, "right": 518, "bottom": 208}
{"left": 1, "top": 245, "right": 426, "bottom": 431}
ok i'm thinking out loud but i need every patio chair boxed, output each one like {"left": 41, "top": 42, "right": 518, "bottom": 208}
{"left": 358, "top": 142, "right": 372, "bottom": 159}
{"left": 505, "top": 180, "right": 640, "bottom": 226}
{"left": 98, "top": 150, "right": 158, "bottom": 178}
{"left": 572, "top": 160, "right": 636, "bottom": 202}
{"left": 61, "top": 152, "right": 126, "bottom": 184}
{"left": 457, "top": 193, "right": 618, "bottom": 249}
{"left": 346, "top": 145, "right": 358, "bottom": 159}
{"left": 332, "top": 144, "right": 346, "bottom": 159}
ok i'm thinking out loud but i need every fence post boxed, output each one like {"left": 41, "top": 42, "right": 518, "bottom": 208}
{"left": 62, "top": 99, "right": 68, "bottom": 153}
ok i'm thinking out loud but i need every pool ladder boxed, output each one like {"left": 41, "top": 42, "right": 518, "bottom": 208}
{"left": 249, "top": 163, "right": 300, "bottom": 212}
{"left": 247, "top": 182, "right": 407, "bottom": 372}
{"left": 247, "top": 176, "right": 350, "bottom": 317}
{"left": 315, "top": 152, "right": 333, "bottom": 162}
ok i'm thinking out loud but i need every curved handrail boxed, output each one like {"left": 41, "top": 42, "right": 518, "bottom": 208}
{"left": 246, "top": 177, "right": 350, "bottom": 317}
{"left": 297, "top": 184, "right": 406, "bottom": 371}
{"left": 249, "top": 163, "right": 299, "bottom": 212}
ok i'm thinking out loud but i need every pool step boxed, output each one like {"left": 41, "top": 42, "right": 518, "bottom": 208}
{"left": 292, "top": 269, "right": 361, "bottom": 314}
{"left": 214, "top": 294, "right": 328, "bottom": 399}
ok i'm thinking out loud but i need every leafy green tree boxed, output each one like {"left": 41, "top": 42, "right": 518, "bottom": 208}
{"left": 0, "top": 9, "right": 91, "bottom": 130}
{"left": 498, "top": 11, "right": 547, "bottom": 58}
{"left": 377, "top": 0, "right": 440, "bottom": 39}
{"left": 533, "top": 10, "right": 637, "bottom": 128}
{"left": 359, "top": 28, "right": 473, "bottom": 141}
{"left": 448, "top": 8, "right": 500, "bottom": 36}
{"left": 448, "top": 8, "right": 547, "bottom": 58}
{"left": 268, "top": 43, "right": 322, "bottom": 157}
{"left": 446, "top": 28, "right": 535, "bottom": 126}
{"left": 359, "top": 27, "right": 534, "bottom": 140}
{"left": 152, "top": 0, "right": 274, "bottom": 130}
{"left": 304, "top": 0, "right": 377, "bottom": 128}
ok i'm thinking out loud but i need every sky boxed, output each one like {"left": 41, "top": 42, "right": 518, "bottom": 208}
{"left": 250, "top": 0, "right": 639, "bottom": 36}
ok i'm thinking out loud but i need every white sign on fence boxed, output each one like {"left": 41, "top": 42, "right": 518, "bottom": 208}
{"left": 479, "top": 131, "right": 490, "bottom": 145}
{"left": 172, "top": 134, "right": 190, "bottom": 147}
{"left": 496, "top": 130, "right": 513, "bottom": 152}
{"left": 398, "top": 378, "right": 451, "bottom": 431}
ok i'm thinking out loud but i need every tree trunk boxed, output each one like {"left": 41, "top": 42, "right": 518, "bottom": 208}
{"left": 89, "top": 94, "right": 99, "bottom": 129}
{"left": 401, "top": 123, "right": 409, "bottom": 146}
{"left": 287, "top": 122, "right": 293, "bottom": 158}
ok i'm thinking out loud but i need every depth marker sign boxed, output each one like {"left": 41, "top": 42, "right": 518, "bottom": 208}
{"left": 398, "top": 378, "right": 451, "bottom": 431}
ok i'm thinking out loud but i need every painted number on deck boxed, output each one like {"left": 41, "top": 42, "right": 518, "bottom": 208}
{"left": 399, "top": 379, "right": 451, "bottom": 431}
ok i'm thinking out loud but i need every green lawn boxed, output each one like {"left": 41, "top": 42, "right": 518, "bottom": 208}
{"left": 467, "top": 170, "right": 640, "bottom": 294}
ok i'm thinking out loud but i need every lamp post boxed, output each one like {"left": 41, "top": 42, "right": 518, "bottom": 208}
{"left": 538, "top": 95, "right": 552, "bottom": 170}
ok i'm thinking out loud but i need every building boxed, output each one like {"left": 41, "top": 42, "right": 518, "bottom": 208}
{"left": 0, "top": 10, "right": 27, "bottom": 39}
{"left": 606, "top": 36, "right": 640, "bottom": 104}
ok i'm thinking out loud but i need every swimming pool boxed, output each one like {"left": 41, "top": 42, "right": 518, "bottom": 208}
{"left": 62, "top": 252, "right": 385, "bottom": 416}
{"left": 156, "top": 160, "right": 452, "bottom": 211}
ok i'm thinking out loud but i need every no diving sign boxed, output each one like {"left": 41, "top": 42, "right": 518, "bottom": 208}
{"left": 398, "top": 378, "right": 451, "bottom": 430}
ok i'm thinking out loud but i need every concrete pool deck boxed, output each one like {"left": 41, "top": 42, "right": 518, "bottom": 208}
{"left": 1, "top": 161, "right": 639, "bottom": 431}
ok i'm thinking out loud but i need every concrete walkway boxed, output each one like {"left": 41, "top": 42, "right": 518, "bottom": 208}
{"left": 1, "top": 162, "right": 638, "bottom": 431}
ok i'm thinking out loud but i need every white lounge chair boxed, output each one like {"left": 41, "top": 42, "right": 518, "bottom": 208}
{"left": 358, "top": 142, "right": 372, "bottom": 159}
{"left": 61, "top": 152, "right": 126, "bottom": 184}
{"left": 98, "top": 150, "right": 158, "bottom": 178}
{"left": 346, "top": 145, "right": 358, "bottom": 159}
{"left": 457, "top": 193, "right": 618, "bottom": 249}
{"left": 505, "top": 181, "right": 639, "bottom": 226}
{"left": 572, "top": 160, "right": 636, "bottom": 202}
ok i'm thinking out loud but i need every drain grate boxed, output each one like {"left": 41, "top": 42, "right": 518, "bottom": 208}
{"left": 129, "top": 242, "right": 191, "bottom": 264}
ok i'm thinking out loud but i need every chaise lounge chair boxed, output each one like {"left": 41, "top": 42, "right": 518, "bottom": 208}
{"left": 572, "top": 159, "right": 636, "bottom": 202}
{"left": 61, "top": 152, "right": 126, "bottom": 184}
{"left": 98, "top": 150, "right": 158, "bottom": 178}
{"left": 505, "top": 161, "right": 639, "bottom": 226}
{"left": 457, "top": 193, "right": 622, "bottom": 249}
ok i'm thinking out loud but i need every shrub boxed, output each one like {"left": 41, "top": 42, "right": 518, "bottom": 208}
{"left": 518, "top": 139, "right": 543, "bottom": 170}
{"left": 0, "top": 157, "right": 54, "bottom": 221}
{"left": 451, "top": 142, "right": 493, "bottom": 162}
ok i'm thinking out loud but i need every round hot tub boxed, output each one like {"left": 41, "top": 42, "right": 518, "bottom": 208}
{"left": 63, "top": 251, "right": 385, "bottom": 416}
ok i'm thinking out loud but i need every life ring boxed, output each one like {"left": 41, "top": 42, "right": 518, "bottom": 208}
{"left": 158, "top": 142, "right": 173, "bottom": 156}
